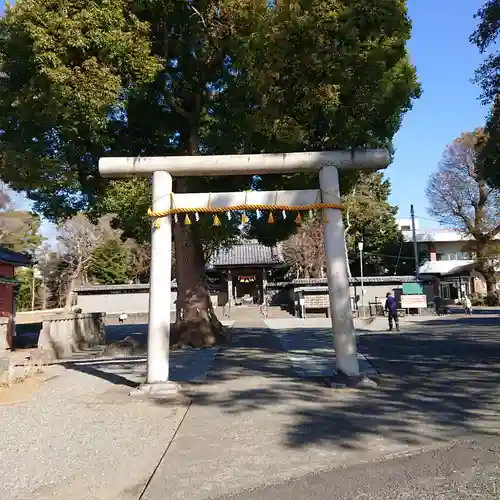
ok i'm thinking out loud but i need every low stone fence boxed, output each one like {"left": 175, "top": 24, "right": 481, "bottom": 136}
{"left": 16, "top": 308, "right": 66, "bottom": 325}
{"left": 37, "top": 312, "right": 105, "bottom": 360}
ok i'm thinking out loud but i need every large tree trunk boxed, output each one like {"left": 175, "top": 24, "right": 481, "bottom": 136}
{"left": 64, "top": 276, "right": 77, "bottom": 309}
{"left": 484, "top": 272, "right": 497, "bottom": 294}
{"left": 475, "top": 258, "right": 499, "bottom": 305}
{"left": 170, "top": 178, "right": 230, "bottom": 349}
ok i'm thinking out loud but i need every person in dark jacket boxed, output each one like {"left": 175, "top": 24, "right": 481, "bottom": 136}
{"left": 385, "top": 292, "right": 399, "bottom": 331}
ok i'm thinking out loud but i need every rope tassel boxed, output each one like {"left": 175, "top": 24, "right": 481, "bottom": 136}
{"left": 241, "top": 212, "right": 248, "bottom": 224}
{"left": 268, "top": 212, "right": 275, "bottom": 224}
{"left": 213, "top": 214, "right": 221, "bottom": 226}
{"left": 295, "top": 213, "right": 302, "bottom": 225}
{"left": 147, "top": 202, "right": 343, "bottom": 219}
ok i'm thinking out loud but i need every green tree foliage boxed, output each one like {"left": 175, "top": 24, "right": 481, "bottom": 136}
{"left": 0, "top": 183, "right": 43, "bottom": 252}
{"left": 0, "top": 0, "right": 420, "bottom": 344}
{"left": 90, "top": 178, "right": 240, "bottom": 260}
{"left": 470, "top": 0, "right": 500, "bottom": 104}
{"left": 281, "top": 174, "right": 414, "bottom": 278}
{"left": 470, "top": 1, "right": 500, "bottom": 187}
{"left": 0, "top": 0, "right": 161, "bottom": 218}
{"left": 15, "top": 268, "right": 41, "bottom": 311}
{"left": 343, "top": 173, "right": 413, "bottom": 276}
{"left": 89, "top": 238, "right": 132, "bottom": 285}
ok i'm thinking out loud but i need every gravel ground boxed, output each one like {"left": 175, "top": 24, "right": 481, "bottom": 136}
{"left": 0, "top": 364, "right": 188, "bottom": 500}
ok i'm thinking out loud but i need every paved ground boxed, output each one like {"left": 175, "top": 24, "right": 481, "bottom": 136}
{"left": 201, "top": 315, "right": 500, "bottom": 500}
{"left": 1, "top": 314, "right": 500, "bottom": 499}
{"left": 214, "top": 438, "right": 500, "bottom": 500}
{"left": 141, "top": 315, "right": 500, "bottom": 500}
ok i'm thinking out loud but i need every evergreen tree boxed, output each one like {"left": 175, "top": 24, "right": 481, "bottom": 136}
{"left": 89, "top": 238, "right": 133, "bottom": 285}
{"left": 0, "top": 0, "right": 420, "bottom": 346}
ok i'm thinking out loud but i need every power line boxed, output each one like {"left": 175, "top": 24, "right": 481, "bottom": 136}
{"left": 400, "top": 213, "right": 444, "bottom": 224}
{"left": 361, "top": 250, "right": 417, "bottom": 261}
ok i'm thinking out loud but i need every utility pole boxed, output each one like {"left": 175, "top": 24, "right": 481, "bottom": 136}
{"left": 410, "top": 205, "right": 419, "bottom": 280}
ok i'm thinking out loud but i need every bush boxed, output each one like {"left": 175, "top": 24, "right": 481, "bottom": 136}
{"left": 471, "top": 296, "right": 485, "bottom": 307}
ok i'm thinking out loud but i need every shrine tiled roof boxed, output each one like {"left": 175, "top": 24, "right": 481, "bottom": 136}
{"left": 208, "top": 240, "right": 285, "bottom": 268}
{"left": 0, "top": 247, "right": 33, "bottom": 267}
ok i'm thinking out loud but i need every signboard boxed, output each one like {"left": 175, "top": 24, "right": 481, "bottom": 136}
{"left": 402, "top": 282, "right": 424, "bottom": 295}
{"left": 401, "top": 294, "right": 427, "bottom": 309}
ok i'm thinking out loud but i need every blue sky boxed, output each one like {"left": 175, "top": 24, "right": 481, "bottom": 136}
{"left": 8, "top": 0, "right": 491, "bottom": 239}
{"left": 389, "top": 0, "right": 489, "bottom": 228}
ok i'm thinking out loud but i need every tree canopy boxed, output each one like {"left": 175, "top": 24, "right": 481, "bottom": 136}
{"left": 89, "top": 238, "right": 132, "bottom": 285}
{"left": 0, "top": 182, "right": 42, "bottom": 252}
{"left": 470, "top": 1, "right": 500, "bottom": 187}
{"left": 282, "top": 173, "right": 415, "bottom": 279}
{"left": 0, "top": 0, "right": 420, "bottom": 343}
{"left": 0, "top": 0, "right": 419, "bottom": 220}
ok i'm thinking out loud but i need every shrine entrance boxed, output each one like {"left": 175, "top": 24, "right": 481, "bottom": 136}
{"left": 99, "top": 150, "right": 389, "bottom": 395}
{"left": 234, "top": 273, "right": 259, "bottom": 304}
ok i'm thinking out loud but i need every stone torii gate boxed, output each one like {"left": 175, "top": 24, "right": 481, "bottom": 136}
{"left": 99, "top": 150, "right": 389, "bottom": 395}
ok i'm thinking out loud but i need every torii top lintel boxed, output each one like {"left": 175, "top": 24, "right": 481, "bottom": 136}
{"left": 98, "top": 149, "right": 389, "bottom": 178}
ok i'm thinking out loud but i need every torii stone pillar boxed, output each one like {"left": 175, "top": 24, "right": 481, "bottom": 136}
{"left": 99, "top": 150, "right": 389, "bottom": 395}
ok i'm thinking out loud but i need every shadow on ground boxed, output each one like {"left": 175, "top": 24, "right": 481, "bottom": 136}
{"left": 62, "top": 322, "right": 219, "bottom": 388}
{"left": 176, "top": 317, "right": 500, "bottom": 451}
{"left": 53, "top": 315, "right": 500, "bottom": 453}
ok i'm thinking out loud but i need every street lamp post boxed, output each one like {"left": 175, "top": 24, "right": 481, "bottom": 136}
{"left": 358, "top": 241, "right": 364, "bottom": 315}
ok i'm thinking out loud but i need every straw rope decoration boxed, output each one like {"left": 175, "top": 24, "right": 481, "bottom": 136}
{"left": 149, "top": 193, "right": 342, "bottom": 227}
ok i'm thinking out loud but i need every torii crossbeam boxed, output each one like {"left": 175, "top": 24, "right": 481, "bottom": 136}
{"left": 99, "top": 150, "right": 390, "bottom": 396}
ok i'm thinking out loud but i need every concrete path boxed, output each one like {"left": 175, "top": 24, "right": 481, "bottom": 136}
{"left": 141, "top": 317, "right": 500, "bottom": 500}
{"left": 265, "top": 318, "right": 376, "bottom": 377}
{"left": 213, "top": 437, "right": 500, "bottom": 500}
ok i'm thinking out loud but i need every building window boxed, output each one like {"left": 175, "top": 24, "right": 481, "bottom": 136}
{"left": 400, "top": 225, "right": 411, "bottom": 231}
{"left": 440, "top": 283, "right": 451, "bottom": 298}
{"left": 436, "top": 252, "right": 471, "bottom": 261}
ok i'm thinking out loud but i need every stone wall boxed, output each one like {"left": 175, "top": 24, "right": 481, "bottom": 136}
{"left": 16, "top": 309, "right": 66, "bottom": 325}
{"left": 37, "top": 312, "right": 105, "bottom": 360}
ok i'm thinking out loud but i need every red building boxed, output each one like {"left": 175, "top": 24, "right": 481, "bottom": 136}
{"left": 0, "top": 247, "right": 33, "bottom": 350}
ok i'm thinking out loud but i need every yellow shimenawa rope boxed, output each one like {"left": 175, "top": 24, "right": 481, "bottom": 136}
{"left": 147, "top": 203, "right": 343, "bottom": 218}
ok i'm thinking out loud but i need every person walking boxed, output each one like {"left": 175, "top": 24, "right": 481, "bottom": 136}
{"left": 463, "top": 294, "right": 473, "bottom": 315}
{"left": 385, "top": 291, "right": 399, "bottom": 331}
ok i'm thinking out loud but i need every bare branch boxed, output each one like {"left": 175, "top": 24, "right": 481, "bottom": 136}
{"left": 188, "top": 4, "right": 207, "bottom": 28}
{"left": 282, "top": 217, "right": 325, "bottom": 279}
{"left": 427, "top": 130, "right": 500, "bottom": 293}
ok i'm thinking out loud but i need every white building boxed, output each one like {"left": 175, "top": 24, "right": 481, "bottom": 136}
{"left": 398, "top": 219, "right": 499, "bottom": 299}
